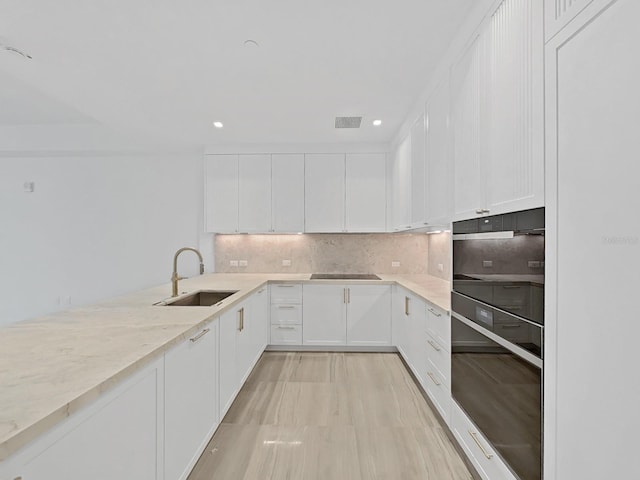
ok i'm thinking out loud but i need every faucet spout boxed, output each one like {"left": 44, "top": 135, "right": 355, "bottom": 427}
{"left": 172, "top": 247, "right": 205, "bottom": 297}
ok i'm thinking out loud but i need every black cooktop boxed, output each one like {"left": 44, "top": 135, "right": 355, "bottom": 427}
{"left": 310, "top": 273, "right": 381, "bottom": 280}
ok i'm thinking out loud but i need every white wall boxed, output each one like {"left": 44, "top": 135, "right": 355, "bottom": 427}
{"left": 0, "top": 151, "right": 204, "bottom": 326}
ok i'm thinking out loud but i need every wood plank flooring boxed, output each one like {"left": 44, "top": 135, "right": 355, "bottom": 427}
{"left": 188, "top": 352, "right": 473, "bottom": 480}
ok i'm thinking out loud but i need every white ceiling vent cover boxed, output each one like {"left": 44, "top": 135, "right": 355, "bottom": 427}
{"left": 335, "top": 116, "right": 362, "bottom": 128}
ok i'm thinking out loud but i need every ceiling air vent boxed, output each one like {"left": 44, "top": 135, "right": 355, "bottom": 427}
{"left": 334, "top": 116, "right": 362, "bottom": 129}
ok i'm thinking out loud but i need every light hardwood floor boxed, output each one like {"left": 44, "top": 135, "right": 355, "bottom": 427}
{"left": 188, "top": 352, "right": 473, "bottom": 480}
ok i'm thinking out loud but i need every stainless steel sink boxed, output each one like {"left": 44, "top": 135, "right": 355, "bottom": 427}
{"left": 160, "top": 290, "right": 238, "bottom": 306}
{"left": 310, "top": 273, "right": 381, "bottom": 280}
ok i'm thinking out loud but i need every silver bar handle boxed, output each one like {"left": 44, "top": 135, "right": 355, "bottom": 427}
{"left": 427, "top": 371, "right": 441, "bottom": 386}
{"left": 502, "top": 286, "right": 522, "bottom": 289}
{"left": 278, "top": 305, "right": 296, "bottom": 310}
{"left": 427, "top": 339, "right": 441, "bottom": 352}
{"left": 190, "top": 328, "right": 210, "bottom": 343}
{"left": 500, "top": 324, "right": 522, "bottom": 328}
{"left": 277, "top": 326, "right": 296, "bottom": 330}
{"left": 469, "top": 431, "right": 494, "bottom": 459}
{"left": 343, "top": 288, "right": 347, "bottom": 304}
{"left": 405, "top": 296, "right": 410, "bottom": 316}
{"left": 475, "top": 209, "right": 484, "bottom": 214}
{"left": 277, "top": 285, "right": 295, "bottom": 288}
{"left": 428, "top": 307, "right": 442, "bottom": 317}
{"left": 347, "top": 288, "right": 351, "bottom": 304}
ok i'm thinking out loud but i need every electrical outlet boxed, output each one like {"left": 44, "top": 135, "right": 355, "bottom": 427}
{"left": 230, "top": 260, "right": 238, "bottom": 267}
{"left": 391, "top": 261, "right": 400, "bottom": 267}
{"left": 23, "top": 181, "right": 35, "bottom": 193}
{"left": 239, "top": 260, "right": 248, "bottom": 267}
{"left": 482, "top": 260, "right": 493, "bottom": 268}
{"left": 528, "top": 260, "right": 541, "bottom": 268}
{"left": 282, "top": 259, "right": 291, "bottom": 266}
{"left": 438, "top": 263, "right": 444, "bottom": 272}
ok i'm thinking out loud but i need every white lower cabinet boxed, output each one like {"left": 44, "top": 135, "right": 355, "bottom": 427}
{"left": 451, "top": 401, "right": 516, "bottom": 480}
{"left": 406, "top": 291, "right": 428, "bottom": 385}
{"left": 270, "top": 283, "right": 303, "bottom": 345}
{"left": 392, "top": 286, "right": 410, "bottom": 358}
{"left": 346, "top": 285, "right": 391, "bottom": 346}
{"left": 302, "top": 284, "right": 391, "bottom": 346}
{"left": 218, "top": 307, "right": 240, "bottom": 419}
{"left": 303, "top": 284, "right": 347, "bottom": 345}
{"left": 164, "top": 323, "right": 218, "bottom": 480}
{"left": 7, "top": 359, "right": 163, "bottom": 480}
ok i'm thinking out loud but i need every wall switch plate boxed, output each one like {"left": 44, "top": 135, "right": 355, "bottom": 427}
{"left": 438, "top": 263, "right": 444, "bottom": 272}
{"left": 391, "top": 261, "right": 400, "bottom": 267}
{"left": 282, "top": 259, "right": 291, "bottom": 266}
{"left": 528, "top": 260, "right": 541, "bottom": 268}
{"left": 230, "top": 260, "right": 239, "bottom": 267}
{"left": 483, "top": 260, "right": 493, "bottom": 268}
{"left": 239, "top": 260, "right": 248, "bottom": 267}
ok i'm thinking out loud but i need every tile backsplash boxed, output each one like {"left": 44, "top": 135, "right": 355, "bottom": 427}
{"left": 214, "top": 233, "right": 434, "bottom": 274}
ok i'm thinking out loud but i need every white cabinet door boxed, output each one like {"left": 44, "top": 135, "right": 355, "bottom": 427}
{"left": 238, "top": 154, "right": 271, "bottom": 233}
{"left": 345, "top": 153, "right": 387, "bottom": 232}
{"left": 205, "top": 154, "right": 239, "bottom": 233}
{"left": 272, "top": 154, "right": 305, "bottom": 233}
{"left": 165, "top": 324, "right": 218, "bottom": 480}
{"left": 406, "top": 292, "right": 427, "bottom": 386}
{"left": 392, "top": 286, "right": 410, "bottom": 360}
{"left": 219, "top": 308, "right": 239, "bottom": 419}
{"left": 425, "top": 77, "right": 452, "bottom": 226}
{"left": 410, "top": 115, "right": 427, "bottom": 227}
{"left": 235, "top": 300, "right": 253, "bottom": 386}
{"left": 486, "top": 0, "right": 544, "bottom": 215}
{"left": 305, "top": 154, "right": 345, "bottom": 232}
{"left": 16, "top": 365, "right": 160, "bottom": 480}
{"left": 390, "top": 135, "right": 412, "bottom": 231}
{"left": 250, "top": 286, "right": 269, "bottom": 354}
{"left": 302, "top": 285, "right": 347, "bottom": 345}
{"left": 452, "top": 32, "right": 488, "bottom": 221}
{"left": 546, "top": 1, "right": 640, "bottom": 478}
{"left": 346, "top": 285, "right": 391, "bottom": 346}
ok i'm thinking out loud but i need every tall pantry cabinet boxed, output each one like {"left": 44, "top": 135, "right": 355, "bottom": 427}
{"left": 544, "top": 0, "right": 640, "bottom": 478}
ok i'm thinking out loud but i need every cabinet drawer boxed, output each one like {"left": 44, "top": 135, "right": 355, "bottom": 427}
{"left": 426, "top": 304, "right": 450, "bottom": 350}
{"left": 270, "top": 325, "right": 303, "bottom": 345}
{"left": 423, "top": 358, "right": 451, "bottom": 424}
{"left": 270, "top": 304, "right": 302, "bottom": 325}
{"left": 451, "top": 402, "right": 516, "bottom": 480}
{"left": 425, "top": 333, "right": 450, "bottom": 387}
{"left": 270, "top": 283, "right": 302, "bottom": 303}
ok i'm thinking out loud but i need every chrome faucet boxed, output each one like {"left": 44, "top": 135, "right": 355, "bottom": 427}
{"left": 172, "top": 247, "right": 205, "bottom": 297}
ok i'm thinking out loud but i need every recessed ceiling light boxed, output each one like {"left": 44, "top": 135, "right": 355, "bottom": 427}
{"left": 213, "top": 121, "right": 223, "bottom": 128}
{"left": 373, "top": 119, "right": 382, "bottom": 126}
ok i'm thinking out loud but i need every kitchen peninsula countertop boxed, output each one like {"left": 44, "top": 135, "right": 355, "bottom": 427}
{"left": 0, "top": 273, "right": 450, "bottom": 462}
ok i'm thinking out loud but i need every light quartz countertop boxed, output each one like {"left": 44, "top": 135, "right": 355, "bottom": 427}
{"left": 0, "top": 273, "right": 450, "bottom": 462}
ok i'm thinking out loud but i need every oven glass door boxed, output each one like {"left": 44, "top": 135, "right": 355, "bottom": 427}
{"left": 452, "top": 316, "right": 542, "bottom": 480}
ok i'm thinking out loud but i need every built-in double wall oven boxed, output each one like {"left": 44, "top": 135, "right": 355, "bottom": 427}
{"left": 451, "top": 207, "right": 544, "bottom": 480}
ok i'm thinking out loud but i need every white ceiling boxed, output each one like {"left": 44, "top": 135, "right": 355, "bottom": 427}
{"left": 0, "top": 0, "right": 473, "bottom": 148}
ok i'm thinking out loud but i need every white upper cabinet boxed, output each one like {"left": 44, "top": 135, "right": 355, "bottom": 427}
{"left": 345, "top": 153, "right": 387, "bottom": 232}
{"left": 271, "top": 154, "right": 305, "bottom": 233}
{"left": 425, "top": 77, "right": 452, "bottom": 226}
{"left": 452, "top": 0, "right": 544, "bottom": 221}
{"left": 205, "top": 154, "right": 239, "bottom": 233}
{"left": 390, "top": 135, "right": 412, "bottom": 231}
{"left": 545, "top": 0, "right": 594, "bottom": 41}
{"left": 451, "top": 31, "right": 488, "bottom": 221}
{"left": 305, "top": 153, "right": 346, "bottom": 232}
{"left": 410, "top": 115, "right": 427, "bottom": 228}
{"left": 486, "top": 0, "right": 544, "bottom": 215}
{"left": 238, "top": 154, "right": 272, "bottom": 233}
